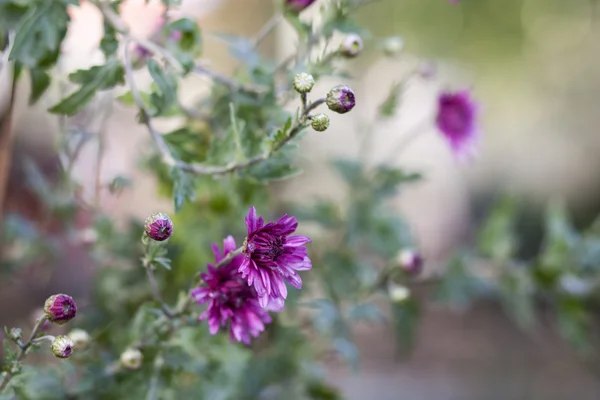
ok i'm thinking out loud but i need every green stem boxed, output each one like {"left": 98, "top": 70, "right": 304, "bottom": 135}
{"left": 0, "top": 316, "right": 48, "bottom": 394}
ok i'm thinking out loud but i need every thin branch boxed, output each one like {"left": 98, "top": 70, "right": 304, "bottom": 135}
{"left": 0, "top": 316, "right": 48, "bottom": 394}
{"left": 143, "top": 241, "right": 174, "bottom": 318}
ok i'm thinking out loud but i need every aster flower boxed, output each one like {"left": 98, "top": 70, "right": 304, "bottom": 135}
{"left": 191, "top": 236, "right": 276, "bottom": 344}
{"left": 435, "top": 90, "right": 478, "bottom": 159}
{"left": 144, "top": 212, "right": 173, "bottom": 241}
{"left": 239, "top": 207, "right": 312, "bottom": 308}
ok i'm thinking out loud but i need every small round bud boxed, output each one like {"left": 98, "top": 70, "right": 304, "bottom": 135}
{"left": 397, "top": 249, "right": 423, "bottom": 275}
{"left": 120, "top": 348, "right": 143, "bottom": 370}
{"left": 417, "top": 60, "right": 437, "bottom": 80}
{"left": 382, "top": 36, "right": 404, "bottom": 57}
{"left": 326, "top": 85, "right": 356, "bottom": 114}
{"left": 340, "top": 34, "right": 363, "bottom": 58}
{"left": 293, "top": 72, "right": 315, "bottom": 94}
{"left": 285, "top": 0, "right": 317, "bottom": 13}
{"left": 388, "top": 283, "right": 410, "bottom": 303}
{"left": 44, "top": 294, "right": 77, "bottom": 325}
{"left": 51, "top": 336, "right": 74, "bottom": 359}
{"left": 310, "top": 113, "right": 330, "bottom": 132}
{"left": 144, "top": 212, "right": 173, "bottom": 242}
{"left": 68, "top": 329, "right": 91, "bottom": 350}
{"left": 9, "top": 328, "right": 22, "bottom": 341}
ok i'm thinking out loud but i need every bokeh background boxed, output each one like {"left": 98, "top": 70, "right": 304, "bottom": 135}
{"left": 3, "top": 0, "right": 600, "bottom": 398}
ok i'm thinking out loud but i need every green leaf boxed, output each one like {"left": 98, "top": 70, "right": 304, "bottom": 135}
{"left": 557, "top": 297, "right": 590, "bottom": 352}
{"left": 28, "top": 68, "right": 51, "bottom": 105}
{"left": 498, "top": 265, "right": 536, "bottom": 330}
{"left": 268, "top": 117, "right": 292, "bottom": 150}
{"left": 332, "top": 337, "right": 359, "bottom": 369}
{"left": 147, "top": 59, "right": 178, "bottom": 117}
{"left": 477, "top": 196, "right": 518, "bottom": 261}
{"left": 436, "top": 255, "right": 493, "bottom": 311}
{"left": 0, "top": 1, "right": 29, "bottom": 31}
{"left": 171, "top": 167, "right": 196, "bottom": 213}
{"left": 9, "top": 2, "right": 68, "bottom": 68}
{"left": 100, "top": 21, "right": 119, "bottom": 57}
{"left": 331, "top": 158, "right": 363, "bottom": 185}
{"left": 49, "top": 59, "right": 125, "bottom": 115}
{"left": 372, "top": 165, "right": 422, "bottom": 197}
{"left": 539, "top": 201, "right": 578, "bottom": 273}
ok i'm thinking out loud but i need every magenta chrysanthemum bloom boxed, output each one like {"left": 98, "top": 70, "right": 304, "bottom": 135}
{"left": 191, "top": 236, "right": 276, "bottom": 344}
{"left": 435, "top": 90, "right": 478, "bottom": 159}
{"left": 239, "top": 207, "right": 312, "bottom": 308}
{"left": 286, "top": 0, "right": 317, "bottom": 13}
{"left": 144, "top": 212, "right": 173, "bottom": 241}
{"left": 44, "top": 294, "right": 77, "bottom": 325}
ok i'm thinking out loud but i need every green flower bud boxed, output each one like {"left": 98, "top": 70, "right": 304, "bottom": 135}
{"left": 68, "top": 329, "right": 91, "bottom": 350}
{"left": 293, "top": 72, "right": 315, "bottom": 94}
{"left": 120, "top": 348, "right": 143, "bottom": 370}
{"left": 311, "top": 113, "right": 330, "bottom": 132}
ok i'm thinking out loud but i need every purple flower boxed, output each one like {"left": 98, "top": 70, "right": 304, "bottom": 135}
{"left": 286, "top": 0, "right": 317, "bottom": 13}
{"left": 191, "top": 236, "right": 277, "bottom": 344}
{"left": 435, "top": 90, "right": 478, "bottom": 159}
{"left": 44, "top": 294, "right": 77, "bottom": 325}
{"left": 239, "top": 207, "right": 312, "bottom": 308}
{"left": 326, "top": 85, "right": 356, "bottom": 114}
{"left": 144, "top": 212, "right": 173, "bottom": 241}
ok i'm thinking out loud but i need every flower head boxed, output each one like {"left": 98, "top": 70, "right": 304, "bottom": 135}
{"left": 191, "top": 236, "right": 276, "bottom": 344}
{"left": 239, "top": 207, "right": 312, "bottom": 308}
{"left": 51, "top": 336, "right": 74, "bottom": 359}
{"left": 144, "top": 212, "right": 173, "bottom": 241}
{"left": 311, "top": 113, "right": 330, "bottom": 132}
{"left": 285, "top": 0, "right": 317, "bottom": 13}
{"left": 340, "top": 34, "right": 363, "bottom": 58}
{"left": 435, "top": 90, "right": 478, "bottom": 159}
{"left": 396, "top": 249, "right": 423, "bottom": 275}
{"left": 293, "top": 72, "right": 315, "bottom": 94}
{"left": 44, "top": 294, "right": 77, "bottom": 325}
{"left": 326, "top": 85, "right": 356, "bottom": 114}
{"left": 120, "top": 348, "right": 143, "bottom": 370}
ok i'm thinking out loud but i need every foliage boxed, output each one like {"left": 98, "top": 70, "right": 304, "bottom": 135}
{"left": 2, "top": 0, "right": 599, "bottom": 399}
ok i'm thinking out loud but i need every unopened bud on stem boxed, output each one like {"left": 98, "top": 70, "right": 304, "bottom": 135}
{"left": 51, "top": 336, "right": 74, "bottom": 359}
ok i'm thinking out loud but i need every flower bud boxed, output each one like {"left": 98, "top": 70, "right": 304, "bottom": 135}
{"left": 382, "top": 36, "right": 404, "bottom": 57}
{"left": 293, "top": 72, "right": 315, "bottom": 94}
{"left": 144, "top": 212, "right": 173, "bottom": 242}
{"left": 326, "top": 85, "right": 356, "bottom": 114}
{"left": 285, "top": 0, "right": 317, "bottom": 13}
{"left": 120, "top": 348, "right": 143, "bottom": 370}
{"left": 51, "top": 336, "right": 74, "bottom": 359}
{"left": 417, "top": 60, "right": 437, "bottom": 80}
{"left": 340, "top": 34, "right": 363, "bottom": 58}
{"left": 44, "top": 294, "right": 77, "bottom": 325}
{"left": 68, "top": 329, "right": 91, "bottom": 350}
{"left": 396, "top": 249, "right": 423, "bottom": 275}
{"left": 310, "top": 113, "right": 330, "bottom": 132}
{"left": 388, "top": 283, "right": 410, "bottom": 303}
{"left": 9, "top": 328, "right": 22, "bottom": 341}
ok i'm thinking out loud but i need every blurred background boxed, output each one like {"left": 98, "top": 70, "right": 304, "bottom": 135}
{"left": 3, "top": 0, "right": 600, "bottom": 398}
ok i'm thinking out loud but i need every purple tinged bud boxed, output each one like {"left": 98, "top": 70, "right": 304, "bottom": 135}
{"left": 340, "top": 34, "right": 363, "bottom": 58}
{"left": 311, "top": 113, "right": 330, "bottom": 131}
{"left": 9, "top": 328, "right": 22, "bottom": 341}
{"left": 144, "top": 212, "right": 173, "bottom": 241}
{"left": 120, "top": 348, "right": 143, "bottom": 370}
{"left": 44, "top": 294, "right": 77, "bottom": 325}
{"left": 293, "top": 72, "right": 315, "bottom": 94}
{"left": 326, "top": 85, "right": 356, "bottom": 114}
{"left": 51, "top": 336, "right": 74, "bottom": 359}
{"left": 397, "top": 249, "right": 423, "bottom": 275}
{"left": 285, "top": 0, "right": 317, "bottom": 13}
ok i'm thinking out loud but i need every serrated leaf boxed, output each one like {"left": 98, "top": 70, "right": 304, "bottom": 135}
{"left": 28, "top": 68, "right": 51, "bottom": 105}
{"left": 147, "top": 59, "right": 178, "bottom": 117}
{"left": 9, "top": 2, "right": 68, "bottom": 68}
{"left": 171, "top": 167, "right": 196, "bottom": 213}
{"left": 49, "top": 59, "right": 125, "bottom": 115}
